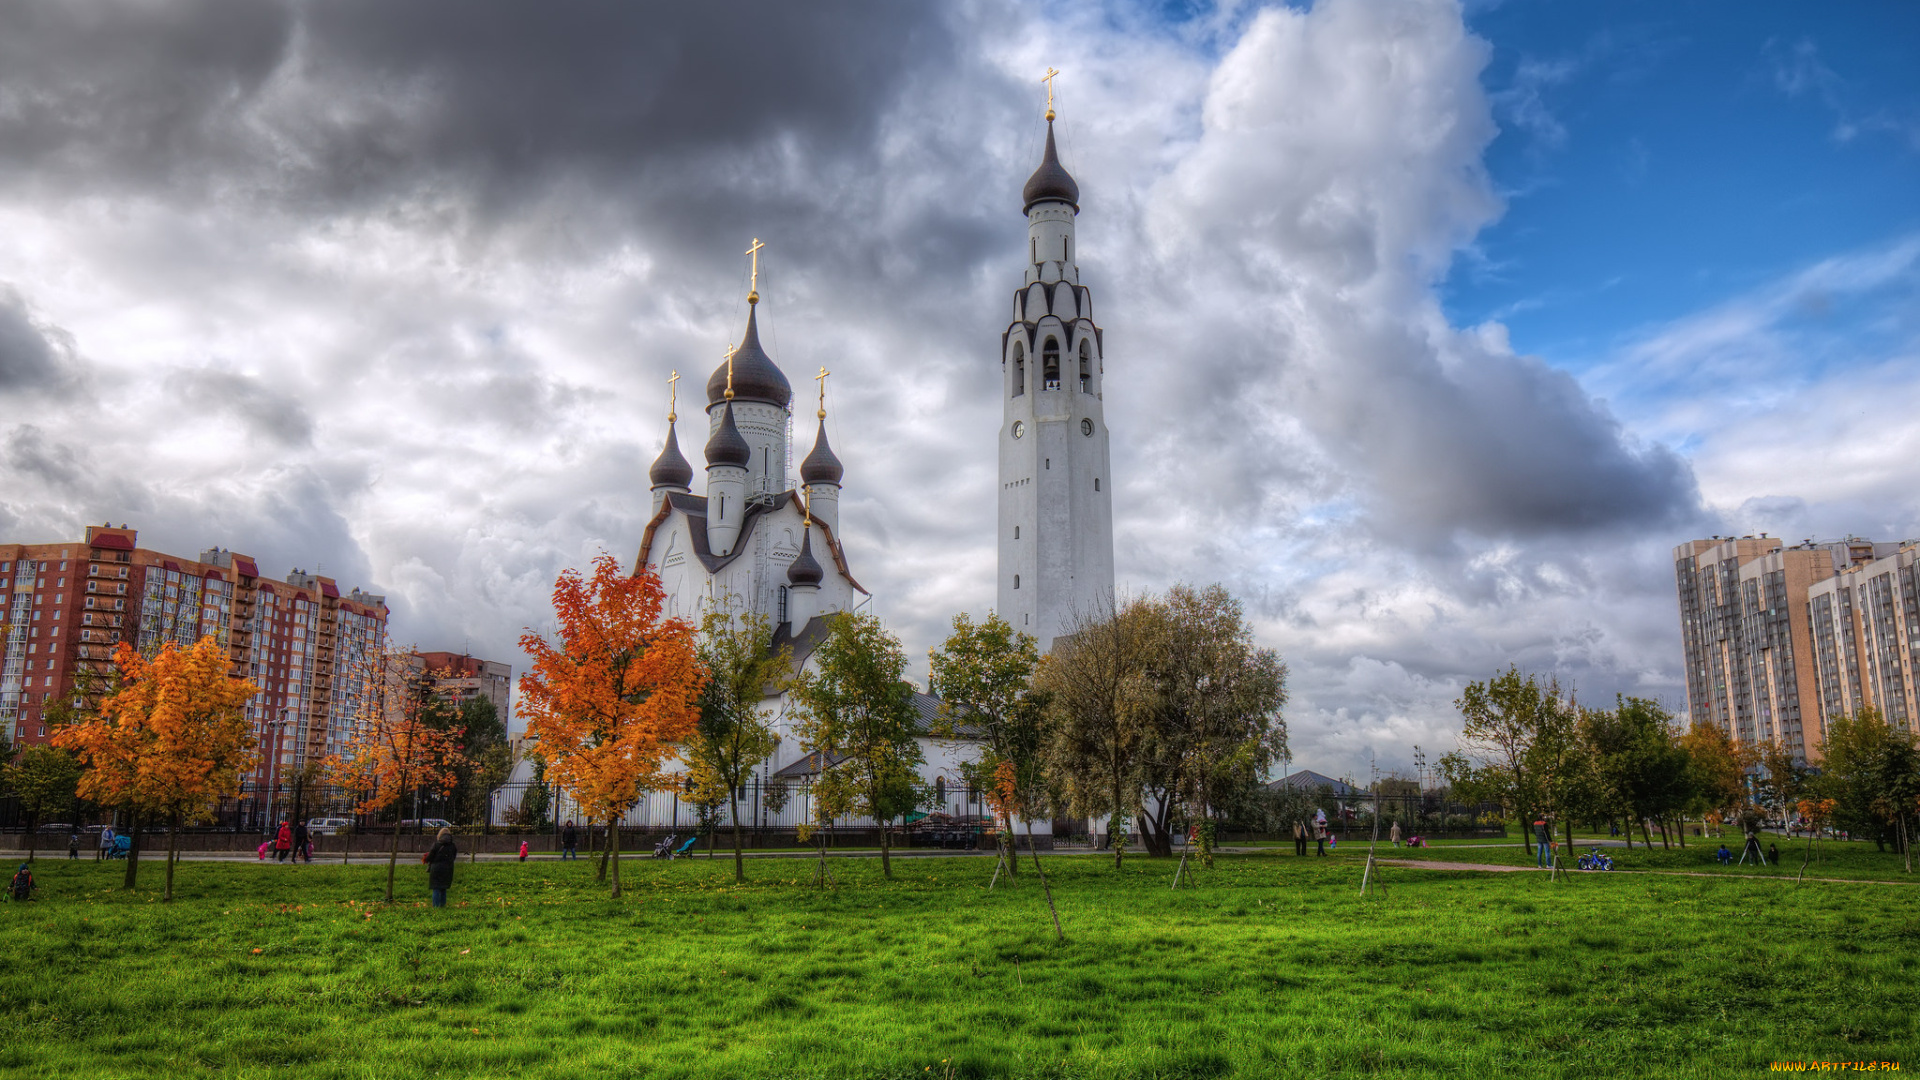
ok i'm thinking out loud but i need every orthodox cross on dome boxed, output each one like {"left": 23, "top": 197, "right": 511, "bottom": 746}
{"left": 1042, "top": 67, "right": 1059, "bottom": 121}
{"left": 745, "top": 237, "right": 766, "bottom": 305}
{"left": 666, "top": 370, "right": 680, "bottom": 423}
{"left": 815, "top": 366, "right": 830, "bottom": 420}
{"left": 723, "top": 343, "right": 736, "bottom": 401}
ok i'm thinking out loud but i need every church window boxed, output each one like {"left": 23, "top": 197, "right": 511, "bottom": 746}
{"left": 1013, "top": 526, "right": 1019, "bottom": 539}
{"left": 1014, "top": 574, "right": 1020, "bottom": 590}
{"left": 778, "top": 586, "right": 788, "bottom": 624}
{"left": 1095, "top": 478, "right": 1101, "bottom": 491}
{"left": 1030, "top": 237, "right": 1036, "bottom": 264}
{"left": 1079, "top": 341, "right": 1093, "bottom": 393}
{"left": 1042, "top": 338, "right": 1060, "bottom": 390}
{"left": 935, "top": 776, "right": 946, "bottom": 803}
{"left": 1064, "top": 236, "right": 1070, "bottom": 262}
{"left": 717, "top": 495, "right": 725, "bottom": 520}
{"left": 1012, "top": 344, "right": 1025, "bottom": 398}
{"left": 1081, "top": 418, "right": 1094, "bottom": 436}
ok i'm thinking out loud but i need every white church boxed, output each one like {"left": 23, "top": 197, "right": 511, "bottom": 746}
{"left": 504, "top": 105, "right": 1115, "bottom": 837}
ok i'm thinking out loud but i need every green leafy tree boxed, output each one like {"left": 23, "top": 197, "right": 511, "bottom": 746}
{"left": 1815, "top": 708, "right": 1920, "bottom": 853}
{"left": 4, "top": 745, "right": 83, "bottom": 861}
{"left": 787, "top": 612, "right": 926, "bottom": 881}
{"left": 1584, "top": 697, "right": 1692, "bottom": 849}
{"left": 689, "top": 609, "right": 787, "bottom": 883}
{"left": 928, "top": 611, "right": 1044, "bottom": 876}
{"left": 1131, "top": 585, "right": 1288, "bottom": 866}
{"left": 1448, "top": 667, "right": 1568, "bottom": 855}
{"left": 1038, "top": 596, "right": 1156, "bottom": 868}
{"left": 1679, "top": 721, "right": 1746, "bottom": 835}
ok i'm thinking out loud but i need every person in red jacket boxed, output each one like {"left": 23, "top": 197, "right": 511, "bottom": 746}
{"left": 518, "top": 839, "right": 529, "bottom": 862}
{"left": 275, "top": 821, "right": 293, "bottom": 863}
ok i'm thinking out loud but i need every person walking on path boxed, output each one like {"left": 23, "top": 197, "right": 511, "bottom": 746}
{"left": 97, "top": 825, "right": 115, "bottom": 862}
{"left": 1533, "top": 819, "right": 1552, "bottom": 868}
{"left": 291, "top": 821, "right": 310, "bottom": 865}
{"left": 425, "top": 828, "right": 458, "bottom": 908}
{"left": 1292, "top": 820, "right": 1307, "bottom": 856}
{"left": 67, "top": 830, "right": 80, "bottom": 860}
{"left": 1389, "top": 821, "right": 1402, "bottom": 848}
{"left": 1315, "top": 823, "right": 1328, "bottom": 857}
{"left": 275, "top": 821, "right": 293, "bottom": 863}
{"left": 561, "top": 820, "right": 578, "bottom": 860}
{"left": 518, "top": 839, "right": 529, "bottom": 862}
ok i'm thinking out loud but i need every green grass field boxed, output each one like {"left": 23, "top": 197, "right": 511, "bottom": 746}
{"left": 2, "top": 849, "right": 1914, "bottom": 1079}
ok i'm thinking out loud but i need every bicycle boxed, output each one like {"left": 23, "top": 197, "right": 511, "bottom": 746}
{"left": 1576, "top": 848, "right": 1614, "bottom": 872}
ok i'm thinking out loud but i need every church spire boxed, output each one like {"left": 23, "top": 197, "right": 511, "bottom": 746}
{"left": 801, "top": 366, "right": 843, "bottom": 533}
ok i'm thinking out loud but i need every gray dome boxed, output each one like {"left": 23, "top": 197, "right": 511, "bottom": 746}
{"left": 787, "top": 529, "right": 824, "bottom": 586}
{"left": 706, "top": 305, "right": 792, "bottom": 408}
{"left": 1022, "top": 121, "right": 1080, "bottom": 213}
{"left": 649, "top": 422, "right": 693, "bottom": 489}
{"left": 800, "top": 423, "right": 843, "bottom": 486}
{"left": 704, "top": 403, "right": 750, "bottom": 469}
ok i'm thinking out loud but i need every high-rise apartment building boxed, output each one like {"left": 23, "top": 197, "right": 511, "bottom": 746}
{"left": 1675, "top": 534, "right": 1917, "bottom": 762}
{"left": 0, "top": 525, "right": 388, "bottom": 794}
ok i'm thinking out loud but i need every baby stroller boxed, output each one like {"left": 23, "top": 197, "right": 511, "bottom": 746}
{"left": 651, "top": 833, "right": 677, "bottom": 859}
{"left": 1577, "top": 847, "right": 1614, "bottom": 871}
{"left": 107, "top": 835, "right": 132, "bottom": 861}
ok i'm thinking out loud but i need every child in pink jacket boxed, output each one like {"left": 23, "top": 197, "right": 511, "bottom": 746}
{"left": 518, "top": 840, "right": 529, "bottom": 862}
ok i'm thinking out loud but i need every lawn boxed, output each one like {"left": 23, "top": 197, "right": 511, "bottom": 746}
{"left": 2, "top": 850, "right": 1914, "bottom": 1079}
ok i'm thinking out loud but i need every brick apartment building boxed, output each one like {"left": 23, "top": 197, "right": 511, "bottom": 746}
{"left": 1675, "top": 534, "right": 1920, "bottom": 763}
{"left": 0, "top": 524, "right": 388, "bottom": 798}
{"left": 408, "top": 651, "right": 513, "bottom": 725}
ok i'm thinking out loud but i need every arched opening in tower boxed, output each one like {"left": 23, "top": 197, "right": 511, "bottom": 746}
{"left": 1042, "top": 338, "right": 1060, "bottom": 391}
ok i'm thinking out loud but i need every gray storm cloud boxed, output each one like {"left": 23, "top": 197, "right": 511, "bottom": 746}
{"left": 0, "top": 0, "right": 1735, "bottom": 776}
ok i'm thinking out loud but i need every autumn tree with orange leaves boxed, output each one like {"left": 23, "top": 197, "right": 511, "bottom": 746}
{"left": 54, "top": 636, "right": 259, "bottom": 898}
{"left": 519, "top": 554, "right": 703, "bottom": 898}
{"left": 325, "top": 644, "right": 466, "bottom": 901}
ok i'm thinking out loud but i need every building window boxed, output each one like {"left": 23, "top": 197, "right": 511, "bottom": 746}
{"left": 1095, "top": 478, "right": 1100, "bottom": 491}
{"left": 1013, "top": 574, "right": 1020, "bottom": 590}
{"left": 778, "top": 585, "right": 789, "bottom": 624}
{"left": 1080, "top": 341, "right": 1092, "bottom": 392}
{"left": 1042, "top": 338, "right": 1060, "bottom": 390}
{"left": 1013, "top": 526, "right": 1019, "bottom": 539}
{"left": 1012, "top": 343, "right": 1025, "bottom": 398}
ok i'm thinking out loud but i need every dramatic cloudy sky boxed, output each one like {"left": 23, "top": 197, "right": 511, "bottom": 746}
{"left": 2, "top": 0, "right": 1916, "bottom": 778}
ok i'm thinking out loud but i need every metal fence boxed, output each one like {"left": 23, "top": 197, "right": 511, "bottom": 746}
{"left": 491, "top": 777, "right": 996, "bottom": 835}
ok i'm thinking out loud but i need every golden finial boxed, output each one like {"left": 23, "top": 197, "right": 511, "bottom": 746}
{"left": 723, "top": 344, "right": 736, "bottom": 401}
{"left": 1042, "top": 67, "right": 1059, "bottom": 122}
{"left": 815, "top": 366, "right": 830, "bottom": 420}
{"left": 803, "top": 484, "right": 812, "bottom": 529}
{"left": 745, "top": 237, "right": 766, "bottom": 305}
{"left": 666, "top": 370, "right": 680, "bottom": 423}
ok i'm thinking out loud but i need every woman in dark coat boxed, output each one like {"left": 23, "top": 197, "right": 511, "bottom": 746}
{"left": 425, "top": 827, "right": 458, "bottom": 908}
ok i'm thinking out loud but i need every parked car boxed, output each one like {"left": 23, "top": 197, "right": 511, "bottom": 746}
{"left": 399, "top": 819, "right": 454, "bottom": 831}
{"left": 306, "top": 817, "right": 353, "bottom": 837}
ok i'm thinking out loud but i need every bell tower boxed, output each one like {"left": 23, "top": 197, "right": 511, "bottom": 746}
{"left": 998, "top": 82, "right": 1114, "bottom": 650}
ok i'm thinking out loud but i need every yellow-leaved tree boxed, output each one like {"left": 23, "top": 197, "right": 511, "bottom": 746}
{"left": 54, "top": 636, "right": 259, "bottom": 898}
{"left": 325, "top": 643, "right": 466, "bottom": 902}
{"left": 518, "top": 554, "right": 704, "bottom": 898}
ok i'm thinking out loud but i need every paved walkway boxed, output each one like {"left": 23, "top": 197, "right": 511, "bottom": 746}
{"left": 1378, "top": 857, "right": 1918, "bottom": 887}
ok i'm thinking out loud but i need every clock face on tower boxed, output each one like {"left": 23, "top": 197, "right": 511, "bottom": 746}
{"left": 1012, "top": 421, "right": 1025, "bottom": 439}
{"left": 1082, "top": 418, "right": 1094, "bottom": 436}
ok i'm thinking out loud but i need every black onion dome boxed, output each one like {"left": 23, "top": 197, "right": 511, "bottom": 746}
{"left": 649, "top": 422, "right": 694, "bottom": 489}
{"left": 706, "top": 305, "right": 793, "bottom": 408}
{"left": 787, "top": 529, "right": 824, "bottom": 586}
{"left": 799, "top": 424, "right": 844, "bottom": 486}
{"left": 1021, "top": 121, "right": 1080, "bottom": 213}
{"left": 704, "top": 403, "right": 750, "bottom": 469}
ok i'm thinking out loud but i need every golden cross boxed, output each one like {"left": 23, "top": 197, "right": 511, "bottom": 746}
{"left": 745, "top": 237, "right": 766, "bottom": 303}
{"left": 815, "top": 366, "right": 830, "bottom": 420}
{"left": 1042, "top": 67, "right": 1059, "bottom": 120}
{"left": 666, "top": 370, "right": 680, "bottom": 422}
{"left": 723, "top": 344, "right": 736, "bottom": 400}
